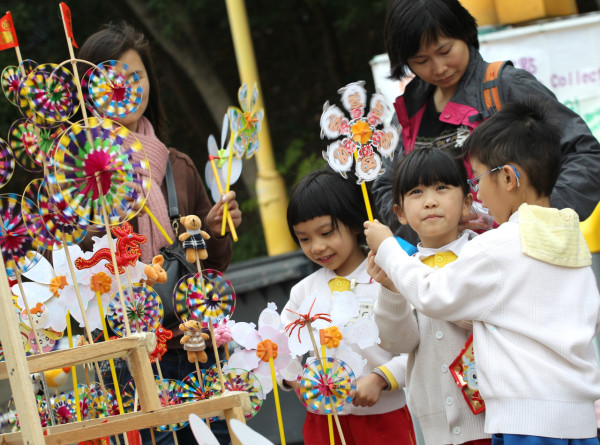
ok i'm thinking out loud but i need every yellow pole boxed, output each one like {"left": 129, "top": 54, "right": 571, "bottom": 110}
{"left": 224, "top": 0, "right": 296, "bottom": 256}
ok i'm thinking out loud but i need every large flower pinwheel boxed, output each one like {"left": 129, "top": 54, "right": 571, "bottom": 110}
{"left": 227, "top": 83, "right": 264, "bottom": 159}
{"left": 320, "top": 81, "right": 399, "bottom": 184}
{"left": 227, "top": 303, "right": 300, "bottom": 394}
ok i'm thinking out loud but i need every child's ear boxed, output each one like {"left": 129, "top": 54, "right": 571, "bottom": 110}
{"left": 393, "top": 204, "right": 408, "bottom": 225}
{"left": 501, "top": 165, "right": 520, "bottom": 191}
{"left": 463, "top": 193, "right": 474, "bottom": 217}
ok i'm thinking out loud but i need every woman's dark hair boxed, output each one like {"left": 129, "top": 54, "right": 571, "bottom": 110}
{"left": 385, "top": 0, "right": 479, "bottom": 79}
{"left": 287, "top": 169, "right": 369, "bottom": 245}
{"left": 77, "top": 21, "right": 168, "bottom": 142}
{"left": 462, "top": 97, "right": 562, "bottom": 198}
{"left": 393, "top": 147, "right": 469, "bottom": 207}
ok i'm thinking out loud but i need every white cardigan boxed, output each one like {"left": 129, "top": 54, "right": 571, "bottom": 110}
{"left": 375, "top": 208, "right": 600, "bottom": 438}
{"left": 282, "top": 259, "right": 409, "bottom": 416}
{"left": 375, "top": 230, "right": 491, "bottom": 445}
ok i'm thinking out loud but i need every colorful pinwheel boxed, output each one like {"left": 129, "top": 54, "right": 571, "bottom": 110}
{"left": 51, "top": 385, "right": 93, "bottom": 424}
{"left": 207, "top": 367, "right": 264, "bottom": 420}
{"left": 153, "top": 378, "right": 188, "bottom": 432}
{"left": 297, "top": 357, "right": 356, "bottom": 415}
{"left": 0, "top": 138, "right": 15, "bottom": 189}
{"left": 8, "top": 118, "right": 65, "bottom": 171}
{"left": 48, "top": 117, "right": 150, "bottom": 226}
{"left": 180, "top": 369, "right": 217, "bottom": 405}
{"left": 1, "top": 59, "right": 37, "bottom": 106}
{"left": 320, "top": 81, "right": 398, "bottom": 185}
{"left": 227, "top": 83, "right": 264, "bottom": 160}
{"left": 35, "top": 178, "right": 89, "bottom": 247}
{"left": 186, "top": 269, "right": 236, "bottom": 325}
{"left": 21, "top": 63, "right": 79, "bottom": 124}
{"left": 87, "top": 60, "right": 143, "bottom": 118}
{"left": 0, "top": 193, "right": 43, "bottom": 277}
{"left": 107, "top": 284, "right": 163, "bottom": 336}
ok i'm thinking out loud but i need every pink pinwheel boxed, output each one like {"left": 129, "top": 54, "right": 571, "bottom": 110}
{"left": 227, "top": 303, "right": 300, "bottom": 394}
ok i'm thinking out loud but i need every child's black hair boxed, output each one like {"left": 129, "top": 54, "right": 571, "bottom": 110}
{"left": 393, "top": 147, "right": 469, "bottom": 208}
{"left": 287, "top": 169, "right": 368, "bottom": 245}
{"left": 462, "top": 97, "right": 562, "bottom": 198}
{"left": 385, "top": 0, "right": 479, "bottom": 80}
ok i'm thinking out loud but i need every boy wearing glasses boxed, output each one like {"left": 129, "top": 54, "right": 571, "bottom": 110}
{"left": 365, "top": 97, "right": 600, "bottom": 444}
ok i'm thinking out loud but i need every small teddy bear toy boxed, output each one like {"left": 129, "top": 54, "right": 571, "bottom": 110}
{"left": 179, "top": 319, "right": 209, "bottom": 363}
{"left": 143, "top": 254, "right": 167, "bottom": 287}
{"left": 178, "top": 215, "right": 211, "bottom": 264}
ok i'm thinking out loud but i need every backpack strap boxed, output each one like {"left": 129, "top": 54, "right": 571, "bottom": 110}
{"left": 470, "top": 60, "right": 514, "bottom": 123}
{"left": 164, "top": 158, "right": 181, "bottom": 236}
{"left": 481, "top": 60, "right": 513, "bottom": 118}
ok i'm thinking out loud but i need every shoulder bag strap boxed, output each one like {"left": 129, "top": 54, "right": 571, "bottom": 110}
{"left": 164, "top": 158, "right": 180, "bottom": 235}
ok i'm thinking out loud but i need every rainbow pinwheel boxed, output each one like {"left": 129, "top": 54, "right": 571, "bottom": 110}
{"left": 0, "top": 138, "right": 15, "bottom": 189}
{"left": 153, "top": 378, "right": 188, "bottom": 432}
{"left": 207, "top": 367, "right": 264, "bottom": 420}
{"left": 8, "top": 118, "right": 65, "bottom": 171}
{"left": 21, "top": 63, "right": 79, "bottom": 124}
{"left": 8, "top": 119, "right": 43, "bottom": 172}
{"left": 180, "top": 369, "right": 217, "bottom": 404}
{"left": 173, "top": 273, "right": 194, "bottom": 323}
{"left": 186, "top": 269, "right": 236, "bottom": 325}
{"left": 0, "top": 193, "right": 43, "bottom": 277}
{"left": 35, "top": 178, "right": 89, "bottom": 247}
{"left": 1, "top": 59, "right": 37, "bottom": 106}
{"left": 48, "top": 116, "right": 150, "bottom": 226}
{"left": 87, "top": 382, "right": 114, "bottom": 419}
{"left": 227, "top": 83, "right": 264, "bottom": 160}
{"left": 297, "top": 357, "right": 356, "bottom": 415}
{"left": 320, "top": 81, "right": 399, "bottom": 185}
{"left": 86, "top": 60, "right": 143, "bottom": 118}
{"left": 106, "top": 284, "right": 163, "bottom": 336}
{"left": 51, "top": 385, "right": 93, "bottom": 424}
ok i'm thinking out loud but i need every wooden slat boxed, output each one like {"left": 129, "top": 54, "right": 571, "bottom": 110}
{"left": 0, "top": 392, "right": 250, "bottom": 445}
{"left": 0, "top": 334, "right": 156, "bottom": 380}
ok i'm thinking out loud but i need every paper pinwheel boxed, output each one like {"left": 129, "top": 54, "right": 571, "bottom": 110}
{"left": 34, "top": 178, "right": 89, "bottom": 247}
{"left": 205, "top": 114, "right": 242, "bottom": 203}
{"left": 86, "top": 60, "right": 143, "bottom": 118}
{"left": 228, "top": 83, "right": 264, "bottom": 160}
{"left": 297, "top": 357, "right": 356, "bottom": 414}
{"left": 1, "top": 59, "right": 37, "bottom": 106}
{"left": 8, "top": 118, "right": 65, "bottom": 171}
{"left": 107, "top": 284, "right": 163, "bottom": 336}
{"left": 207, "top": 367, "right": 264, "bottom": 420}
{"left": 227, "top": 303, "right": 300, "bottom": 394}
{"left": 320, "top": 81, "right": 399, "bottom": 184}
{"left": 180, "top": 369, "right": 217, "bottom": 404}
{"left": 0, "top": 193, "right": 43, "bottom": 277}
{"left": 186, "top": 270, "right": 236, "bottom": 325}
{"left": 51, "top": 385, "right": 93, "bottom": 424}
{"left": 21, "top": 63, "right": 79, "bottom": 124}
{"left": 48, "top": 116, "right": 150, "bottom": 226}
{"left": 153, "top": 378, "right": 188, "bottom": 432}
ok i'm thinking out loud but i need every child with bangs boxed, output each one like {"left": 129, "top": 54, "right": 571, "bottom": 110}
{"left": 369, "top": 146, "right": 491, "bottom": 445}
{"left": 282, "top": 168, "right": 415, "bottom": 445}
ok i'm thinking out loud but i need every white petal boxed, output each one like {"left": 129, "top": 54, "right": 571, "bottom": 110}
{"left": 230, "top": 322, "right": 260, "bottom": 349}
{"left": 258, "top": 306, "right": 282, "bottom": 331}
{"left": 22, "top": 253, "right": 54, "bottom": 283}
{"left": 343, "top": 318, "right": 380, "bottom": 349}
{"left": 331, "top": 291, "right": 360, "bottom": 325}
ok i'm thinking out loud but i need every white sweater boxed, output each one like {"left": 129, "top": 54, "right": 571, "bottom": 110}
{"left": 376, "top": 206, "right": 600, "bottom": 438}
{"left": 282, "top": 259, "right": 409, "bottom": 416}
{"left": 375, "top": 230, "right": 491, "bottom": 445}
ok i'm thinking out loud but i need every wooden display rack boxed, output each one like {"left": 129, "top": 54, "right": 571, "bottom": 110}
{"left": 0, "top": 261, "right": 250, "bottom": 445}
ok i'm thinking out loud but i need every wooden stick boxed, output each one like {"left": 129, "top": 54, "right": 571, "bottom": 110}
{"left": 66, "top": 314, "right": 82, "bottom": 422}
{"left": 208, "top": 156, "right": 238, "bottom": 241}
{"left": 208, "top": 317, "right": 226, "bottom": 391}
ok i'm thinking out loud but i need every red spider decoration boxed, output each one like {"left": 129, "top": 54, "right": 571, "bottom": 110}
{"left": 284, "top": 298, "right": 332, "bottom": 343}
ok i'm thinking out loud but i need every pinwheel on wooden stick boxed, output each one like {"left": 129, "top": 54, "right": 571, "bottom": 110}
{"left": 0, "top": 138, "right": 15, "bottom": 189}
{"left": 221, "top": 83, "right": 263, "bottom": 236}
{"left": 106, "top": 284, "right": 163, "bottom": 336}
{"left": 8, "top": 119, "right": 65, "bottom": 171}
{"left": 320, "top": 81, "right": 399, "bottom": 221}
